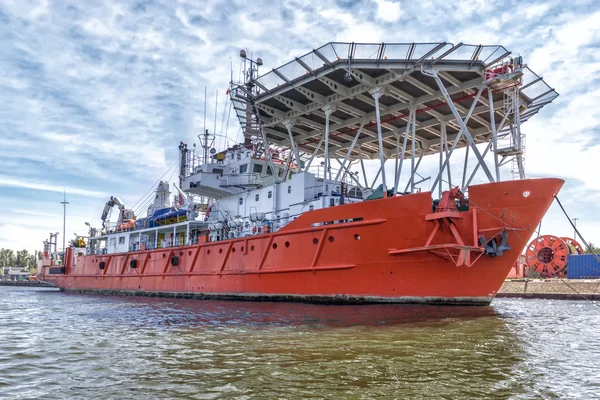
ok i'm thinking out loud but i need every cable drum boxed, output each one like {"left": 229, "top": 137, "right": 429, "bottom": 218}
{"left": 525, "top": 235, "right": 570, "bottom": 277}
{"left": 525, "top": 235, "right": 583, "bottom": 277}
{"left": 560, "top": 237, "right": 584, "bottom": 255}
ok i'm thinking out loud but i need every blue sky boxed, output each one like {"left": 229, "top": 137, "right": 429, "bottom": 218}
{"left": 0, "top": 0, "right": 599, "bottom": 253}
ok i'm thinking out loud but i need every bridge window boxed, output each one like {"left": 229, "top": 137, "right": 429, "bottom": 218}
{"left": 267, "top": 166, "right": 272, "bottom": 175}
{"left": 255, "top": 194, "right": 260, "bottom": 202}
{"left": 349, "top": 187, "right": 363, "bottom": 198}
{"left": 213, "top": 168, "right": 223, "bottom": 176}
{"left": 253, "top": 164, "right": 263, "bottom": 174}
{"left": 268, "top": 191, "right": 272, "bottom": 199}
{"left": 240, "top": 164, "right": 248, "bottom": 173}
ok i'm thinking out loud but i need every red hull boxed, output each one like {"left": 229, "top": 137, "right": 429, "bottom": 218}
{"left": 39, "top": 178, "right": 564, "bottom": 305}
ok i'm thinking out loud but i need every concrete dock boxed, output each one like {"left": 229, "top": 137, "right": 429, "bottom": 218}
{"left": 498, "top": 279, "right": 600, "bottom": 300}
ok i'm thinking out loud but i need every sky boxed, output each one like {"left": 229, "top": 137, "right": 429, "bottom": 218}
{"left": 0, "top": 0, "right": 599, "bottom": 254}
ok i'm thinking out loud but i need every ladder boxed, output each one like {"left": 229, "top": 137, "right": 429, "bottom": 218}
{"left": 496, "top": 86, "right": 526, "bottom": 179}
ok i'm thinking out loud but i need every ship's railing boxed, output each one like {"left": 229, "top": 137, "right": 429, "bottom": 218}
{"left": 306, "top": 165, "right": 357, "bottom": 186}
{"left": 126, "top": 236, "right": 204, "bottom": 252}
{"left": 219, "top": 173, "right": 261, "bottom": 187}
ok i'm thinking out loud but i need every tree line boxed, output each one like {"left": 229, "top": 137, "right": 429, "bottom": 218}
{"left": 585, "top": 243, "right": 600, "bottom": 254}
{"left": 0, "top": 248, "right": 38, "bottom": 274}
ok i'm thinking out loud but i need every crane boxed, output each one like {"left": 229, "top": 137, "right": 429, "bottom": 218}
{"left": 101, "top": 196, "right": 135, "bottom": 233}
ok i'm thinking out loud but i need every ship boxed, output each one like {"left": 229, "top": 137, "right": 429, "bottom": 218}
{"left": 37, "top": 42, "right": 563, "bottom": 305}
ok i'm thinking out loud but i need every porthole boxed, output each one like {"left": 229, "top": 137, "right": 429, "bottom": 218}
{"left": 523, "top": 191, "right": 531, "bottom": 198}
{"left": 251, "top": 245, "right": 255, "bottom": 251}
{"left": 272, "top": 243, "right": 278, "bottom": 249}
{"left": 188, "top": 251, "right": 192, "bottom": 256}
{"left": 241, "top": 246, "right": 245, "bottom": 252}
{"left": 285, "top": 241, "right": 290, "bottom": 248}
{"left": 219, "top": 248, "right": 223, "bottom": 254}
{"left": 313, "top": 238, "right": 319, "bottom": 245}
{"left": 162, "top": 253, "right": 166, "bottom": 258}
{"left": 207, "top": 249, "right": 211, "bottom": 255}
{"left": 179, "top": 251, "right": 183, "bottom": 256}
{"left": 328, "top": 236, "right": 335, "bottom": 243}
{"left": 354, "top": 234, "right": 360, "bottom": 241}
{"left": 232, "top": 247, "right": 236, "bottom": 253}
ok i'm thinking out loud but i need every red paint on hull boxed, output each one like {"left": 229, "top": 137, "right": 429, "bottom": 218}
{"left": 39, "top": 178, "right": 564, "bottom": 305}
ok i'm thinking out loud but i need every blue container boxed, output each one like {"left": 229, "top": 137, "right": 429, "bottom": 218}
{"left": 567, "top": 254, "right": 600, "bottom": 279}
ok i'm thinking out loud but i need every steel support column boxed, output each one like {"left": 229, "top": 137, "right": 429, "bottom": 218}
{"left": 404, "top": 151, "right": 424, "bottom": 193}
{"left": 461, "top": 145, "right": 470, "bottom": 191}
{"left": 334, "top": 120, "right": 366, "bottom": 182}
{"left": 430, "top": 84, "right": 486, "bottom": 194}
{"left": 284, "top": 119, "right": 302, "bottom": 172}
{"left": 438, "top": 121, "right": 443, "bottom": 199}
{"left": 465, "top": 141, "right": 493, "bottom": 189}
{"left": 441, "top": 122, "right": 452, "bottom": 191}
{"left": 359, "top": 146, "right": 369, "bottom": 188}
{"left": 428, "top": 73, "right": 494, "bottom": 182}
{"left": 370, "top": 166, "right": 382, "bottom": 189}
{"left": 304, "top": 137, "right": 324, "bottom": 171}
{"left": 370, "top": 87, "right": 388, "bottom": 196}
{"left": 488, "top": 89, "right": 500, "bottom": 181}
{"left": 393, "top": 107, "right": 414, "bottom": 194}
{"left": 322, "top": 105, "right": 332, "bottom": 207}
{"left": 410, "top": 104, "right": 417, "bottom": 193}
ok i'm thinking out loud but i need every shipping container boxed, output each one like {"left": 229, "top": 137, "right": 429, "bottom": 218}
{"left": 567, "top": 254, "right": 600, "bottom": 279}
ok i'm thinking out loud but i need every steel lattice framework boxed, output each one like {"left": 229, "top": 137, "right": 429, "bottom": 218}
{"left": 228, "top": 42, "right": 558, "bottom": 195}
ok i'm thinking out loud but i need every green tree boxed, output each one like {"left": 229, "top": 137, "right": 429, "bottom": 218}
{"left": 0, "top": 248, "right": 15, "bottom": 269}
{"left": 15, "top": 249, "right": 30, "bottom": 268}
{"left": 584, "top": 243, "right": 600, "bottom": 254}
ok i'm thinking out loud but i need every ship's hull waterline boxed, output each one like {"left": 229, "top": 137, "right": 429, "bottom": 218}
{"left": 39, "top": 178, "right": 564, "bottom": 305}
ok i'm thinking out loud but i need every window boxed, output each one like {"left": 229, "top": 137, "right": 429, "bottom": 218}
{"left": 255, "top": 194, "right": 260, "bottom": 202}
{"left": 213, "top": 168, "right": 223, "bottom": 176}
{"left": 119, "top": 237, "right": 125, "bottom": 244}
{"left": 110, "top": 238, "right": 116, "bottom": 246}
{"left": 237, "top": 152, "right": 241, "bottom": 160}
{"left": 349, "top": 187, "right": 363, "bottom": 198}
{"left": 240, "top": 164, "right": 248, "bottom": 173}
{"left": 287, "top": 186, "right": 291, "bottom": 194}
{"left": 268, "top": 191, "right": 272, "bottom": 199}
{"left": 278, "top": 168, "right": 284, "bottom": 177}
{"left": 239, "top": 197, "right": 243, "bottom": 205}
{"left": 266, "top": 166, "right": 272, "bottom": 175}
{"left": 309, "top": 205, "right": 314, "bottom": 211}
{"left": 253, "top": 164, "right": 263, "bottom": 174}
{"left": 230, "top": 153, "right": 234, "bottom": 159}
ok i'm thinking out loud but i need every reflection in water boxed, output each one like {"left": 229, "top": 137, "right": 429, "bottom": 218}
{"left": 1, "top": 287, "right": 599, "bottom": 399}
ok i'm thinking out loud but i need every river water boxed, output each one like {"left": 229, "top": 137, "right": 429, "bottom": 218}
{"left": 1, "top": 286, "right": 599, "bottom": 399}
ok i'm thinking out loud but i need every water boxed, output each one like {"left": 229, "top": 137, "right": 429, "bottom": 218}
{"left": 1, "top": 287, "right": 599, "bottom": 399}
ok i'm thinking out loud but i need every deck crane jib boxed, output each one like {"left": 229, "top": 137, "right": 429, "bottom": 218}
{"left": 100, "top": 196, "right": 135, "bottom": 234}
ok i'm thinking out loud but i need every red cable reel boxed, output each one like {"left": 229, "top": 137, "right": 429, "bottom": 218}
{"left": 560, "top": 237, "right": 584, "bottom": 255}
{"left": 525, "top": 235, "right": 570, "bottom": 277}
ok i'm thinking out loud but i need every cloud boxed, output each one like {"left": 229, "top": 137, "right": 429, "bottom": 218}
{"left": 0, "top": 176, "right": 108, "bottom": 198}
{"left": 374, "top": 0, "right": 403, "bottom": 22}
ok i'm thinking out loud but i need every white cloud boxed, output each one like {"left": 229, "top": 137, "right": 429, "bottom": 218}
{"left": 374, "top": 0, "right": 403, "bottom": 22}
{"left": 0, "top": 176, "right": 109, "bottom": 198}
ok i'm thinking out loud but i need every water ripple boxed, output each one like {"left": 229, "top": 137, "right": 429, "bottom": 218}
{"left": 1, "top": 287, "right": 599, "bottom": 399}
